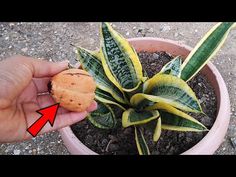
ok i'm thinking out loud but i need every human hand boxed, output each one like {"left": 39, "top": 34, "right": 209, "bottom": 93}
{"left": 0, "top": 55, "right": 97, "bottom": 143}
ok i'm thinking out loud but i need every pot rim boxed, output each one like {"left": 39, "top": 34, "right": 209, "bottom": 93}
{"left": 59, "top": 37, "right": 231, "bottom": 155}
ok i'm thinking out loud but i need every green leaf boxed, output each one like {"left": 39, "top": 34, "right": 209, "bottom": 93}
{"left": 76, "top": 46, "right": 126, "bottom": 104}
{"left": 161, "top": 111, "right": 207, "bottom": 131}
{"left": 122, "top": 108, "right": 159, "bottom": 128}
{"left": 181, "top": 22, "right": 235, "bottom": 81}
{"left": 135, "top": 126, "right": 150, "bottom": 155}
{"left": 100, "top": 22, "right": 144, "bottom": 92}
{"left": 87, "top": 101, "right": 117, "bottom": 129}
{"left": 146, "top": 102, "right": 207, "bottom": 131}
{"left": 160, "top": 56, "right": 182, "bottom": 76}
{"left": 142, "top": 68, "right": 149, "bottom": 82}
{"left": 131, "top": 74, "right": 202, "bottom": 113}
{"left": 95, "top": 88, "right": 126, "bottom": 110}
{"left": 123, "top": 81, "right": 144, "bottom": 103}
{"left": 153, "top": 118, "right": 162, "bottom": 142}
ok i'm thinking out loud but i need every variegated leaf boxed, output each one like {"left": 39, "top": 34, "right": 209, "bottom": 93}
{"left": 76, "top": 46, "right": 126, "bottom": 104}
{"left": 181, "top": 22, "right": 235, "bottom": 81}
{"left": 135, "top": 126, "right": 150, "bottom": 155}
{"left": 88, "top": 101, "right": 117, "bottom": 129}
{"left": 131, "top": 74, "right": 202, "bottom": 113}
{"left": 146, "top": 102, "right": 207, "bottom": 131}
{"left": 95, "top": 88, "right": 126, "bottom": 110}
{"left": 160, "top": 56, "right": 182, "bottom": 76}
{"left": 153, "top": 118, "right": 162, "bottom": 142}
{"left": 161, "top": 111, "right": 207, "bottom": 131}
{"left": 122, "top": 108, "right": 159, "bottom": 127}
{"left": 142, "top": 68, "right": 149, "bottom": 82}
{"left": 100, "top": 22, "right": 144, "bottom": 92}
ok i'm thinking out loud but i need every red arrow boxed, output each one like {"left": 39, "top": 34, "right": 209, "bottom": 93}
{"left": 27, "top": 103, "right": 60, "bottom": 137}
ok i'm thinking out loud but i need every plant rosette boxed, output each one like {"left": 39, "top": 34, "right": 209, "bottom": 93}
{"left": 59, "top": 22, "right": 234, "bottom": 155}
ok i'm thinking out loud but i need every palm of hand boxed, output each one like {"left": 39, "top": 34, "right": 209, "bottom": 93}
{"left": 1, "top": 78, "right": 54, "bottom": 142}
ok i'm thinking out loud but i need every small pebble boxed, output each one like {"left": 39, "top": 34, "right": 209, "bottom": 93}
{"left": 178, "top": 133, "right": 184, "bottom": 138}
{"left": 153, "top": 53, "right": 159, "bottom": 60}
{"left": 160, "top": 25, "right": 171, "bottom": 32}
{"left": 32, "top": 149, "right": 37, "bottom": 155}
{"left": 13, "top": 149, "right": 21, "bottom": 155}
{"left": 21, "top": 47, "right": 28, "bottom": 52}
{"left": 148, "top": 28, "right": 154, "bottom": 33}
{"left": 174, "top": 32, "right": 179, "bottom": 37}
{"left": 199, "top": 97, "right": 206, "bottom": 104}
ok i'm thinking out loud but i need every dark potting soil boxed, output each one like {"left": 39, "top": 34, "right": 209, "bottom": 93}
{"left": 71, "top": 51, "right": 217, "bottom": 155}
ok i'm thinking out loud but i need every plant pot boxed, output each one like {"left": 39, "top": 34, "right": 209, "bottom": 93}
{"left": 59, "top": 37, "right": 231, "bottom": 155}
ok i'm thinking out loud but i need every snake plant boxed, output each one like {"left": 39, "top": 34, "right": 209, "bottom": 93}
{"left": 76, "top": 22, "right": 235, "bottom": 155}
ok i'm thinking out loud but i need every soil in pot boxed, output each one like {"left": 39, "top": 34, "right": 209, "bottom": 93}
{"left": 71, "top": 51, "right": 217, "bottom": 155}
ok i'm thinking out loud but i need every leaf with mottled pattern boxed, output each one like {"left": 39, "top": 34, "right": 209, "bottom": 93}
{"left": 100, "top": 22, "right": 144, "bottom": 92}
